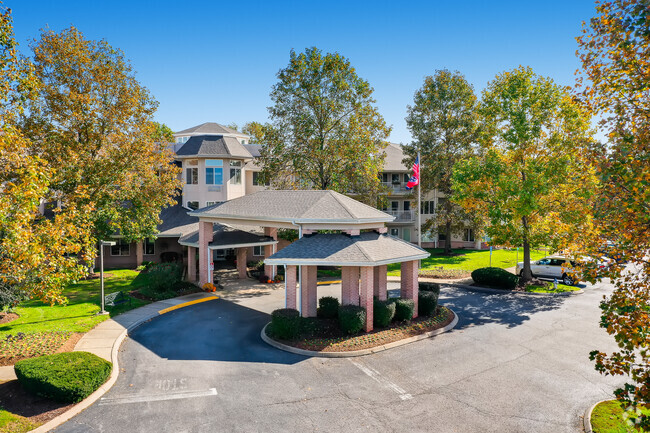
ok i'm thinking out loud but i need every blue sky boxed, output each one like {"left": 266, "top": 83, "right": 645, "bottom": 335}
{"left": 10, "top": 1, "right": 598, "bottom": 144}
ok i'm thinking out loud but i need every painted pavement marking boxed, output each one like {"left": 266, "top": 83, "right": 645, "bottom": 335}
{"left": 158, "top": 297, "right": 218, "bottom": 315}
{"left": 349, "top": 359, "right": 413, "bottom": 401}
{"left": 98, "top": 388, "right": 217, "bottom": 406}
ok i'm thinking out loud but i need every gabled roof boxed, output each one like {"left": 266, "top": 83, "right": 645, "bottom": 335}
{"left": 157, "top": 202, "right": 200, "bottom": 237}
{"left": 189, "top": 190, "right": 394, "bottom": 225}
{"left": 174, "top": 122, "right": 245, "bottom": 136}
{"left": 179, "top": 224, "right": 276, "bottom": 249}
{"left": 382, "top": 143, "right": 409, "bottom": 172}
{"left": 264, "top": 231, "right": 429, "bottom": 266}
{"left": 176, "top": 135, "right": 253, "bottom": 159}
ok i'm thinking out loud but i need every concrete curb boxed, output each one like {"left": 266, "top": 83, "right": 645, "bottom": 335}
{"left": 443, "top": 282, "right": 584, "bottom": 297}
{"left": 28, "top": 294, "right": 218, "bottom": 433}
{"left": 261, "top": 308, "right": 458, "bottom": 358}
{"left": 583, "top": 399, "right": 603, "bottom": 433}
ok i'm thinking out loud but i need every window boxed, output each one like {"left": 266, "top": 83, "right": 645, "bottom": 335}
{"left": 241, "top": 139, "right": 246, "bottom": 145}
{"left": 403, "top": 173, "right": 410, "bottom": 183}
{"left": 253, "top": 245, "right": 264, "bottom": 256}
{"left": 252, "top": 172, "right": 270, "bottom": 186}
{"left": 110, "top": 239, "right": 130, "bottom": 256}
{"left": 381, "top": 173, "right": 389, "bottom": 183}
{"left": 403, "top": 228, "right": 411, "bottom": 242}
{"left": 390, "top": 228, "right": 399, "bottom": 237}
{"left": 230, "top": 160, "right": 242, "bottom": 184}
{"left": 187, "top": 201, "right": 199, "bottom": 210}
{"left": 186, "top": 168, "right": 198, "bottom": 185}
{"left": 176, "top": 136, "right": 189, "bottom": 144}
{"left": 391, "top": 173, "right": 400, "bottom": 184}
{"left": 438, "top": 230, "right": 447, "bottom": 241}
{"left": 206, "top": 159, "right": 223, "bottom": 185}
{"left": 391, "top": 201, "right": 399, "bottom": 211}
{"left": 537, "top": 258, "right": 551, "bottom": 266}
{"left": 403, "top": 201, "right": 411, "bottom": 211}
{"left": 144, "top": 238, "right": 155, "bottom": 255}
{"left": 550, "top": 258, "right": 566, "bottom": 267}
{"left": 421, "top": 200, "right": 435, "bottom": 214}
{"left": 206, "top": 201, "right": 221, "bottom": 207}
{"left": 464, "top": 229, "right": 475, "bottom": 242}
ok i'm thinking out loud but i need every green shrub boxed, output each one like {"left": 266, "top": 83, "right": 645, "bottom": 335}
{"left": 418, "top": 291, "right": 439, "bottom": 316}
{"left": 373, "top": 299, "right": 396, "bottom": 328}
{"left": 471, "top": 267, "right": 519, "bottom": 290}
{"left": 394, "top": 298, "right": 415, "bottom": 322}
{"left": 338, "top": 305, "right": 366, "bottom": 334}
{"left": 0, "top": 282, "right": 27, "bottom": 313}
{"left": 270, "top": 308, "right": 301, "bottom": 340}
{"left": 136, "top": 261, "right": 155, "bottom": 272}
{"left": 419, "top": 282, "right": 441, "bottom": 293}
{"left": 317, "top": 296, "right": 339, "bottom": 319}
{"left": 147, "top": 263, "right": 183, "bottom": 293}
{"left": 14, "top": 352, "right": 112, "bottom": 403}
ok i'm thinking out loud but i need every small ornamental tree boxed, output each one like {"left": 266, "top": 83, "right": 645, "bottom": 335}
{"left": 577, "top": 0, "right": 650, "bottom": 427}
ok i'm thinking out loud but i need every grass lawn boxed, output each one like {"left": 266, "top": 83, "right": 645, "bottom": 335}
{"left": 525, "top": 282, "right": 580, "bottom": 293}
{"left": 0, "top": 408, "right": 39, "bottom": 433}
{"left": 591, "top": 399, "right": 650, "bottom": 433}
{"left": 387, "top": 248, "right": 548, "bottom": 277}
{"left": 0, "top": 269, "right": 151, "bottom": 364}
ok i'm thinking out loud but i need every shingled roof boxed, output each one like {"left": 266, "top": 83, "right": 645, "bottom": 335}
{"left": 174, "top": 122, "right": 244, "bottom": 136}
{"left": 176, "top": 135, "right": 253, "bottom": 159}
{"left": 179, "top": 224, "right": 276, "bottom": 249}
{"left": 264, "top": 231, "right": 429, "bottom": 266}
{"left": 189, "top": 190, "right": 394, "bottom": 225}
{"left": 157, "top": 202, "right": 200, "bottom": 237}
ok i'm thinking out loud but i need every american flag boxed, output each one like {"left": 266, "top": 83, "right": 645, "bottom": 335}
{"left": 405, "top": 156, "right": 420, "bottom": 189}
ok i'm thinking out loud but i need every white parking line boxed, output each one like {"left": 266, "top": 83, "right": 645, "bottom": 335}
{"left": 98, "top": 388, "right": 218, "bottom": 405}
{"left": 349, "top": 360, "right": 413, "bottom": 401}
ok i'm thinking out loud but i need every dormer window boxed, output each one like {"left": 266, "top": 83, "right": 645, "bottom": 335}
{"left": 206, "top": 159, "right": 223, "bottom": 185}
{"left": 176, "top": 136, "right": 189, "bottom": 144}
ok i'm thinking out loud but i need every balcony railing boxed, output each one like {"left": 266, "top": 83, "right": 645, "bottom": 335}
{"left": 386, "top": 210, "right": 415, "bottom": 222}
{"left": 381, "top": 182, "right": 410, "bottom": 194}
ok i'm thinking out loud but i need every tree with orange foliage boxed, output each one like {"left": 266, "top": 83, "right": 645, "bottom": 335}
{"left": 577, "top": 1, "right": 650, "bottom": 428}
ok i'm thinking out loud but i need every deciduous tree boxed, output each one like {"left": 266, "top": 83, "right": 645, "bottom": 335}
{"left": 577, "top": 1, "right": 650, "bottom": 427}
{"left": 452, "top": 66, "right": 597, "bottom": 283}
{"left": 258, "top": 47, "right": 391, "bottom": 204}
{"left": 404, "top": 70, "right": 479, "bottom": 254}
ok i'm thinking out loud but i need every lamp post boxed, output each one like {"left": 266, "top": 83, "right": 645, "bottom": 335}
{"left": 99, "top": 241, "right": 116, "bottom": 315}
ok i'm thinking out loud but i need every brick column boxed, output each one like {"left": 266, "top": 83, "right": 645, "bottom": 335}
{"left": 400, "top": 260, "right": 419, "bottom": 318}
{"left": 264, "top": 227, "right": 278, "bottom": 279}
{"left": 341, "top": 266, "right": 359, "bottom": 306}
{"left": 301, "top": 265, "right": 318, "bottom": 317}
{"left": 285, "top": 265, "right": 297, "bottom": 309}
{"left": 187, "top": 246, "right": 196, "bottom": 282}
{"left": 373, "top": 265, "right": 388, "bottom": 300}
{"left": 198, "top": 221, "right": 214, "bottom": 286}
{"left": 136, "top": 242, "right": 144, "bottom": 267}
{"left": 236, "top": 248, "right": 247, "bottom": 279}
{"left": 359, "top": 266, "right": 374, "bottom": 332}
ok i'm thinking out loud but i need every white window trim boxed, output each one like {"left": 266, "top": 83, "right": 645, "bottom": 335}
{"left": 110, "top": 241, "right": 130, "bottom": 257}
{"left": 253, "top": 245, "right": 264, "bottom": 256}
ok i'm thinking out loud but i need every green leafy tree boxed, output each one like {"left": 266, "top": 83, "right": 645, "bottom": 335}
{"left": 404, "top": 70, "right": 480, "bottom": 254}
{"left": 20, "top": 27, "right": 182, "bottom": 244}
{"left": 576, "top": 1, "right": 650, "bottom": 428}
{"left": 258, "top": 47, "right": 391, "bottom": 204}
{"left": 452, "top": 66, "right": 597, "bottom": 283}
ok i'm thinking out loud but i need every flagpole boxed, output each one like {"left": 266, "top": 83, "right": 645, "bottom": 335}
{"left": 417, "top": 149, "right": 421, "bottom": 249}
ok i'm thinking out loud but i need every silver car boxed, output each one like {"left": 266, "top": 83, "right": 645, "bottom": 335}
{"left": 516, "top": 255, "right": 578, "bottom": 285}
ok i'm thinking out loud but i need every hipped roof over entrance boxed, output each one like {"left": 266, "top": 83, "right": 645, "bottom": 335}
{"left": 179, "top": 224, "right": 276, "bottom": 250}
{"left": 264, "top": 232, "right": 429, "bottom": 267}
{"left": 189, "top": 190, "right": 394, "bottom": 229}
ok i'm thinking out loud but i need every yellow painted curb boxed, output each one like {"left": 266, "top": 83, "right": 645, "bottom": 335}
{"left": 158, "top": 296, "right": 218, "bottom": 315}
{"left": 317, "top": 280, "right": 341, "bottom": 286}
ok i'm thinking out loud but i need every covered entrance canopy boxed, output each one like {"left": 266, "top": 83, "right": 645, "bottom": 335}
{"left": 265, "top": 231, "right": 429, "bottom": 332}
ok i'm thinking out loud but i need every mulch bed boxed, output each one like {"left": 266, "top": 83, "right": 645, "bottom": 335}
{"left": 84, "top": 272, "right": 114, "bottom": 280}
{"left": 0, "top": 379, "right": 74, "bottom": 425}
{"left": 0, "top": 312, "right": 19, "bottom": 325}
{"left": 269, "top": 306, "right": 455, "bottom": 352}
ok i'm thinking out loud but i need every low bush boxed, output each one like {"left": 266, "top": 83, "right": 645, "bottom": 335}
{"left": 394, "top": 298, "right": 415, "bottom": 322}
{"left": 147, "top": 263, "right": 183, "bottom": 293}
{"left": 471, "top": 267, "right": 519, "bottom": 290}
{"left": 270, "top": 308, "right": 301, "bottom": 340}
{"left": 14, "top": 352, "right": 112, "bottom": 403}
{"left": 338, "top": 305, "right": 366, "bottom": 334}
{"left": 136, "top": 261, "right": 155, "bottom": 272}
{"left": 373, "top": 299, "right": 396, "bottom": 328}
{"left": 317, "top": 296, "right": 339, "bottom": 319}
{"left": 419, "top": 282, "right": 441, "bottom": 294}
{"left": 418, "top": 291, "right": 439, "bottom": 316}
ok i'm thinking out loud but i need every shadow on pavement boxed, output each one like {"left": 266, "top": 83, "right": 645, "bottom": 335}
{"left": 439, "top": 286, "right": 568, "bottom": 329}
{"left": 126, "top": 298, "right": 307, "bottom": 365}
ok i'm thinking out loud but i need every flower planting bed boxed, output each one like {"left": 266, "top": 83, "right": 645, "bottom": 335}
{"left": 267, "top": 306, "right": 454, "bottom": 353}
{"left": 0, "top": 332, "right": 84, "bottom": 367}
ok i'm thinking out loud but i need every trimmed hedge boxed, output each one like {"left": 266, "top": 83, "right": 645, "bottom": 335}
{"left": 419, "top": 282, "right": 441, "bottom": 293}
{"left": 14, "top": 352, "right": 112, "bottom": 403}
{"left": 471, "top": 267, "right": 519, "bottom": 290}
{"left": 338, "top": 305, "right": 366, "bottom": 334}
{"left": 394, "top": 298, "right": 415, "bottom": 322}
{"left": 317, "top": 296, "right": 339, "bottom": 319}
{"left": 271, "top": 308, "right": 301, "bottom": 339}
{"left": 418, "top": 291, "right": 439, "bottom": 316}
{"left": 373, "top": 299, "right": 396, "bottom": 328}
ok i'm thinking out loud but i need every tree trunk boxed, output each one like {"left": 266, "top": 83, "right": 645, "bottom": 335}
{"left": 520, "top": 216, "right": 533, "bottom": 283}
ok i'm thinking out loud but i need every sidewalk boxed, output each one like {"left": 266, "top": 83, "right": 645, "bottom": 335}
{"left": 0, "top": 291, "right": 219, "bottom": 382}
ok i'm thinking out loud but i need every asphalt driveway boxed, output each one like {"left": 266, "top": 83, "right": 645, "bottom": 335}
{"left": 54, "top": 281, "right": 623, "bottom": 433}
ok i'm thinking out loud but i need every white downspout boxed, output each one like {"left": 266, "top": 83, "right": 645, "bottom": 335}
{"left": 291, "top": 221, "right": 303, "bottom": 315}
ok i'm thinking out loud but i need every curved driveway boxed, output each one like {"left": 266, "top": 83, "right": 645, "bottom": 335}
{"left": 54, "top": 282, "right": 622, "bottom": 433}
